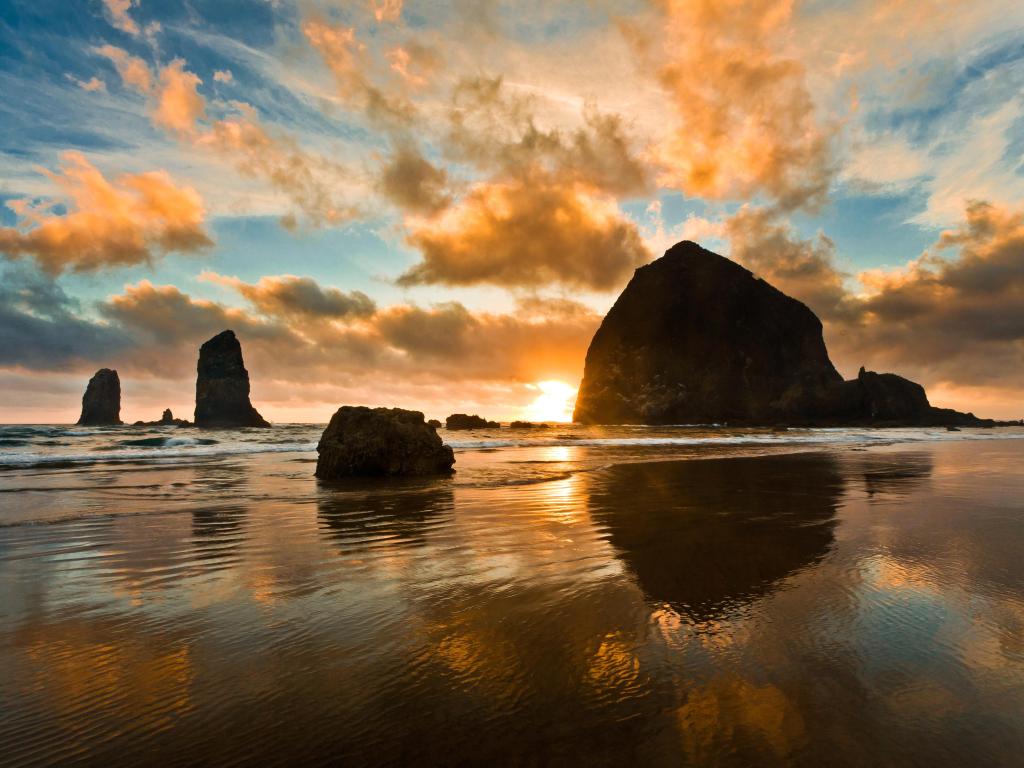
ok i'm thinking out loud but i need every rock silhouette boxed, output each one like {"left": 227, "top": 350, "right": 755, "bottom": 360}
{"left": 316, "top": 406, "right": 455, "bottom": 478}
{"left": 509, "top": 421, "right": 550, "bottom": 429}
{"left": 194, "top": 330, "right": 270, "bottom": 428}
{"left": 77, "top": 369, "right": 122, "bottom": 426}
{"left": 133, "top": 408, "right": 191, "bottom": 427}
{"left": 445, "top": 413, "right": 500, "bottom": 430}
{"left": 574, "top": 241, "right": 990, "bottom": 426}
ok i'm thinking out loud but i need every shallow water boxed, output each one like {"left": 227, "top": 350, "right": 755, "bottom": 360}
{"left": 2, "top": 427, "right": 1024, "bottom": 766}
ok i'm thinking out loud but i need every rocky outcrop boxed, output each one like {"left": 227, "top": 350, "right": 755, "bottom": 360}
{"left": 77, "top": 369, "right": 122, "bottom": 426}
{"left": 445, "top": 413, "right": 500, "bottom": 430}
{"left": 509, "top": 421, "right": 550, "bottom": 429}
{"left": 133, "top": 409, "right": 191, "bottom": 427}
{"left": 194, "top": 330, "right": 270, "bottom": 428}
{"left": 427, "top": 419, "right": 442, "bottom": 429}
{"left": 574, "top": 241, "right": 990, "bottom": 427}
{"left": 316, "top": 406, "right": 455, "bottom": 478}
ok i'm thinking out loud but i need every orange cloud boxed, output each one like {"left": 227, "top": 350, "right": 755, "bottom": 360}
{"left": 0, "top": 152, "right": 212, "bottom": 274}
{"left": 94, "top": 44, "right": 152, "bottom": 93}
{"left": 371, "top": 0, "right": 404, "bottom": 24}
{"left": 201, "top": 272, "right": 377, "bottom": 320}
{"left": 648, "top": 0, "right": 834, "bottom": 210}
{"left": 378, "top": 143, "right": 452, "bottom": 215}
{"left": 400, "top": 171, "right": 650, "bottom": 290}
{"left": 153, "top": 59, "right": 206, "bottom": 135}
{"left": 102, "top": 0, "right": 139, "bottom": 36}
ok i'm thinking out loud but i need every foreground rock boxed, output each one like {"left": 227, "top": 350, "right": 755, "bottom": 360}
{"left": 445, "top": 413, "right": 500, "bottom": 430}
{"left": 574, "top": 241, "right": 992, "bottom": 427}
{"left": 194, "top": 330, "right": 270, "bottom": 428}
{"left": 316, "top": 407, "right": 455, "bottom": 478}
{"left": 78, "top": 369, "right": 122, "bottom": 426}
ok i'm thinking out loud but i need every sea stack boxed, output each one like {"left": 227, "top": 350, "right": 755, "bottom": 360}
{"left": 194, "top": 330, "right": 270, "bottom": 428}
{"left": 77, "top": 369, "right": 122, "bottom": 426}
{"left": 316, "top": 406, "right": 455, "bottom": 478}
{"left": 574, "top": 241, "right": 986, "bottom": 427}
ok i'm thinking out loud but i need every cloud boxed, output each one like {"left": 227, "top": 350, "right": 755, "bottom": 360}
{"left": 101, "top": 53, "right": 360, "bottom": 227}
{"left": 0, "top": 151, "right": 212, "bottom": 274}
{"left": 94, "top": 44, "right": 152, "bottom": 93}
{"left": 400, "top": 170, "right": 650, "bottom": 290}
{"left": 378, "top": 143, "right": 452, "bottom": 215}
{"left": 302, "top": 18, "right": 414, "bottom": 129}
{"left": 68, "top": 75, "right": 107, "bottom": 93}
{"left": 385, "top": 43, "right": 442, "bottom": 88}
{"left": 201, "top": 272, "right": 377, "bottom": 320}
{"left": 645, "top": 0, "right": 835, "bottom": 211}
{"left": 445, "top": 76, "right": 649, "bottom": 198}
{"left": 102, "top": 0, "right": 139, "bottom": 36}
{"left": 153, "top": 59, "right": 206, "bottom": 135}
{"left": 213, "top": 69, "right": 234, "bottom": 84}
{"left": 372, "top": 0, "right": 404, "bottom": 24}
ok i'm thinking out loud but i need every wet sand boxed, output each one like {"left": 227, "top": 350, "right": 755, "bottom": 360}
{"left": 2, "top": 439, "right": 1024, "bottom": 766}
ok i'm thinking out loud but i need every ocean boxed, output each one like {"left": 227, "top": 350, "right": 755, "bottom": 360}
{"left": 2, "top": 424, "right": 1024, "bottom": 765}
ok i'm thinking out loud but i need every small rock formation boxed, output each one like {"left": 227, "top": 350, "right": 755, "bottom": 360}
{"left": 316, "top": 406, "right": 455, "bottom": 478}
{"left": 427, "top": 419, "right": 442, "bottom": 429}
{"left": 574, "top": 241, "right": 991, "bottom": 426}
{"left": 194, "top": 330, "right": 270, "bottom": 428}
{"left": 509, "top": 421, "right": 550, "bottom": 429}
{"left": 77, "top": 369, "right": 122, "bottom": 426}
{"left": 445, "top": 413, "right": 500, "bottom": 430}
{"left": 133, "top": 408, "right": 191, "bottom": 427}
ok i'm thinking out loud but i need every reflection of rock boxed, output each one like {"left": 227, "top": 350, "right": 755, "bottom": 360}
{"left": 194, "top": 330, "right": 270, "bottom": 428}
{"left": 857, "top": 452, "right": 934, "bottom": 497}
{"left": 316, "top": 406, "right": 455, "bottom": 478}
{"left": 77, "top": 369, "right": 122, "bottom": 425}
{"left": 317, "top": 482, "right": 454, "bottom": 552}
{"left": 446, "top": 413, "right": 499, "bottom": 430}
{"left": 586, "top": 453, "right": 843, "bottom": 619}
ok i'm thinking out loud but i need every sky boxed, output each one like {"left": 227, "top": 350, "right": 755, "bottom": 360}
{"left": 0, "top": 0, "right": 1022, "bottom": 423}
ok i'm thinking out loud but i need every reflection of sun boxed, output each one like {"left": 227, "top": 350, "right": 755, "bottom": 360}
{"left": 524, "top": 380, "right": 577, "bottom": 423}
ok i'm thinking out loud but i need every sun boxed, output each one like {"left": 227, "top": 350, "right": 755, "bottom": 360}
{"left": 523, "top": 380, "right": 578, "bottom": 423}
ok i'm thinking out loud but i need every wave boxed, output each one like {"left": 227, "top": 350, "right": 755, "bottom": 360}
{"left": 113, "top": 436, "right": 220, "bottom": 448}
{"left": 0, "top": 441, "right": 319, "bottom": 469}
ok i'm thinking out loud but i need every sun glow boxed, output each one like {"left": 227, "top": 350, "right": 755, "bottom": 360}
{"left": 524, "top": 380, "right": 577, "bottom": 423}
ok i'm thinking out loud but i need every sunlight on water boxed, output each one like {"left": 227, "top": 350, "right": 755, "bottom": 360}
{"left": 2, "top": 427, "right": 1024, "bottom": 766}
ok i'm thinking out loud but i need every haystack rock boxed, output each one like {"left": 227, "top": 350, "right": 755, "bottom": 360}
{"left": 445, "top": 413, "right": 500, "bottom": 430}
{"left": 194, "top": 330, "right": 270, "bottom": 428}
{"left": 316, "top": 406, "right": 455, "bottom": 478}
{"left": 77, "top": 369, "right": 122, "bottom": 426}
{"left": 574, "top": 241, "right": 988, "bottom": 427}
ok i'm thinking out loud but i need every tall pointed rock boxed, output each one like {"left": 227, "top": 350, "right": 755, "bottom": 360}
{"left": 77, "top": 369, "right": 123, "bottom": 426}
{"left": 194, "top": 330, "right": 270, "bottom": 428}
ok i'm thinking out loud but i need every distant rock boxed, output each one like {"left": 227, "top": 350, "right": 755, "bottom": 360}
{"left": 194, "top": 330, "right": 270, "bottom": 428}
{"left": 574, "top": 241, "right": 991, "bottom": 427}
{"left": 427, "top": 419, "right": 442, "bottom": 429}
{"left": 133, "top": 408, "right": 191, "bottom": 427}
{"left": 445, "top": 413, "right": 500, "bottom": 430}
{"left": 316, "top": 406, "right": 455, "bottom": 478}
{"left": 78, "top": 369, "right": 122, "bottom": 426}
{"left": 508, "top": 421, "right": 550, "bottom": 429}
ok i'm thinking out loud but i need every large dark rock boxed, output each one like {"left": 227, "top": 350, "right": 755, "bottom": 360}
{"left": 77, "top": 369, "right": 122, "bottom": 426}
{"left": 445, "top": 413, "right": 500, "bottom": 430}
{"left": 194, "top": 330, "right": 270, "bottom": 428}
{"left": 574, "top": 241, "right": 989, "bottom": 426}
{"left": 316, "top": 406, "right": 455, "bottom": 478}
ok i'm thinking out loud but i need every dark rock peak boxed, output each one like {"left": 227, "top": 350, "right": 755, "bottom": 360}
{"left": 445, "top": 413, "right": 500, "bottom": 430}
{"left": 77, "top": 369, "right": 122, "bottom": 426}
{"left": 161, "top": 408, "right": 174, "bottom": 423}
{"left": 194, "top": 329, "right": 270, "bottom": 428}
{"left": 316, "top": 406, "right": 455, "bottom": 478}
{"left": 427, "top": 419, "right": 442, "bottom": 429}
{"left": 574, "top": 241, "right": 990, "bottom": 427}
{"left": 574, "top": 241, "right": 841, "bottom": 425}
